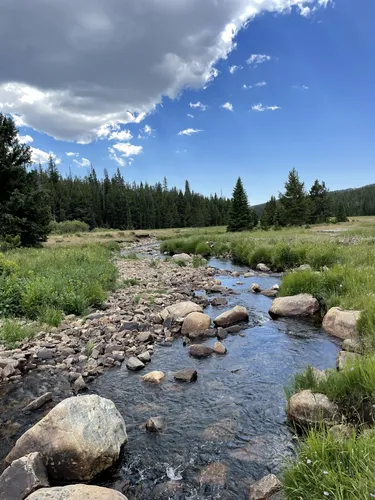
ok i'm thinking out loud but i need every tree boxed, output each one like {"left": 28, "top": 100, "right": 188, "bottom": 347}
{"left": 227, "top": 177, "right": 252, "bottom": 232}
{"left": 336, "top": 202, "right": 348, "bottom": 222}
{"left": 279, "top": 168, "right": 307, "bottom": 226}
{"left": 260, "top": 195, "right": 278, "bottom": 229}
{"left": 0, "top": 113, "right": 51, "bottom": 246}
{"left": 309, "top": 180, "right": 330, "bottom": 224}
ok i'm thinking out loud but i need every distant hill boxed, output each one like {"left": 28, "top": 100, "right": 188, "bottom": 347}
{"left": 253, "top": 183, "right": 375, "bottom": 217}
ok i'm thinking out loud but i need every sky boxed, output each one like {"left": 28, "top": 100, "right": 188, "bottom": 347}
{"left": 0, "top": 0, "right": 374, "bottom": 204}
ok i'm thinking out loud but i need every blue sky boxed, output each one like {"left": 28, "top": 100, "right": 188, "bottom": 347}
{"left": 2, "top": 0, "right": 374, "bottom": 204}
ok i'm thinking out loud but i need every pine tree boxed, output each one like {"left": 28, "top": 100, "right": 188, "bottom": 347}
{"left": 279, "top": 168, "right": 308, "bottom": 226}
{"left": 0, "top": 113, "right": 51, "bottom": 246}
{"left": 260, "top": 195, "right": 278, "bottom": 229}
{"left": 309, "top": 180, "right": 330, "bottom": 224}
{"left": 336, "top": 202, "right": 348, "bottom": 222}
{"left": 227, "top": 177, "right": 252, "bottom": 232}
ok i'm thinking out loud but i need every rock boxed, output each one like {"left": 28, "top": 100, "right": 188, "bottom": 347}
{"left": 322, "top": 307, "right": 361, "bottom": 340}
{"left": 23, "top": 393, "right": 52, "bottom": 412}
{"left": 145, "top": 416, "right": 165, "bottom": 432}
{"left": 216, "top": 327, "right": 228, "bottom": 340}
{"left": 311, "top": 367, "right": 328, "bottom": 383}
{"left": 197, "top": 462, "right": 227, "bottom": 486}
{"left": 211, "top": 297, "right": 228, "bottom": 307}
{"left": 336, "top": 351, "right": 361, "bottom": 371}
{"left": 0, "top": 452, "right": 49, "bottom": 500}
{"left": 213, "top": 341, "right": 227, "bottom": 354}
{"left": 342, "top": 338, "right": 363, "bottom": 354}
{"left": 261, "top": 289, "right": 278, "bottom": 298}
{"left": 288, "top": 389, "right": 340, "bottom": 427}
{"left": 6, "top": 395, "right": 127, "bottom": 482}
{"left": 256, "top": 263, "right": 270, "bottom": 272}
{"left": 295, "top": 264, "right": 312, "bottom": 272}
{"left": 189, "top": 345, "right": 213, "bottom": 359}
{"left": 271, "top": 284, "right": 279, "bottom": 290}
{"left": 249, "top": 474, "right": 282, "bottom": 500}
{"left": 37, "top": 348, "right": 54, "bottom": 360}
{"left": 329, "top": 424, "right": 356, "bottom": 442}
{"left": 141, "top": 371, "right": 165, "bottom": 383}
{"left": 213, "top": 306, "right": 249, "bottom": 328}
{"left": 26, "top": 485, "right": 128, "bottom": 499}
{"left": 160, "top": 301, "right": 203, "bottom": 321}
{"left": 231, "top": 271, "right": 240, "bottom": 277}
{"left": 126, "top": 357, "right": 145, "bottom": 371}
{"left": 244, "top": 272, "right": 255, "bottom": 278}
{"left": 250, "top": 283, "right": 262, "bottom": 293}
{"left": 269, "top": 294, "right": 320, "bottom": 318}
{"left": 174, "top": 368, "right": 198, "bottom": 382}
{"left": 119, "top": 322, "right": 138, "bottom": 332}
{"left": 136, "top": 332, "right": 154, "bottom": 343}
{"left": 72, "top": 375, "right": 87, "bottom": 392}
{"left": 172, "top": 253, "right": 192, "bottom": 264}
{"left": 181, "top": 312, "right": 211, "bottom": 336}
{"left": 137, "top": 351, "right": 151, "bottom": 363}
{"left": 226, "top": 324, "right": 243, "bottom": 334}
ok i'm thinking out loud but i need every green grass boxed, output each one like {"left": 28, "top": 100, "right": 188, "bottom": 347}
{"left": 0, "top": 319, "right": 39, "bottom": 348}
{"left": 283, "top": 427, "right": 375, "bottom": 500}
{"left": 85, "top": 339, "right": 95, "bottom": 357}
{"left": 0, "top": 244, "right": 117, "bottom": 326}
{"left": 117, "top": 278, "right": 140, "bottom": 288}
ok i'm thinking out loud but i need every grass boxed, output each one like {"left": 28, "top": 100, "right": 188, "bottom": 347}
{"left": 0, "top": 319, "right": 39, "bottom": 348}
{"left": 283, "top": 427, "right": 375, "bottom": 500}
{"left": 121, "top": 252, "right": 139, "bottom": 260}
{"left": 85, "top": 339, "right": 95, "bottom": 357}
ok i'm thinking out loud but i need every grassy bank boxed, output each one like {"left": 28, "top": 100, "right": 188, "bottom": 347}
{"left": 0, "top": 243, "right": 117, "bottom": 346}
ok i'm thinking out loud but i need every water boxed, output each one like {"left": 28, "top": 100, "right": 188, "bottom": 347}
{"left": 92, "top": 258, "right": 340, "bottom": 500}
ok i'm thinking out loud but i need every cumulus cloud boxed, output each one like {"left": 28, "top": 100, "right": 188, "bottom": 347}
{"left": 252, "top": 103, "right": 281, "bottom": 112}
{"left": 221, "top": 102, "right": 234, "bottom": 112}
{"left": 247, "top": 54, "right": 271, "bottom": 66}
{"left": 178, "top": 128, "right": 203, "bottom": 136}
{"left": 189, "top": 102, "right": 207, "bottom": 111}
{"left": 0, "top": 0, "right": 328, "bottom": 142}
{"left": 96, "top": 123, "right": 133, "bottom": 142}
{"left": 31, "top": 147, "right": 61, "bottom": 165}
{"left": 18, "top": 134, "right": 34, "bottom": 144}
{"left": 112, "top": 142, "right": 143, "bottom": 157}
{"left": 73, "top": 157, "right": 91, "bottom": 168}
{"left": 66, "top": 152, "right": 79, "bottom": 157}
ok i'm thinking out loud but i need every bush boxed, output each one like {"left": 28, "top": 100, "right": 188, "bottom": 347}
{"left": 49, "top": 220, "right": 90, "bottom": 234}
{"left": 0, "top": 319, "right": 38, "bottom": 348}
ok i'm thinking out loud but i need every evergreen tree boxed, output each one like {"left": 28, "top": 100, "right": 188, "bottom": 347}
{"left": 279, "top": 168, "right": 307, "bottom": 226}
{"left": 260, "top": 195, "right": 278, "bottom": 229}
{"left": 309, "top": 179, "right": 330, "bottom": 224}
{"left": 336, "top": 202, "right": 348, "bottom": 222}
{"left": 0, "top": 113, "right": 51, "bottom": 246}
{"left": 227, "top": 177, "right": 252, "bottom": 232}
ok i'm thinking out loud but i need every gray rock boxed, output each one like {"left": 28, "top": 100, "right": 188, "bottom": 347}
{"left": 174, "top": 368, "right": 198, "bottom": 382}
{"left": 172, "top": 253, "right": 192, "bottom": 264}
{"left": 216, "top": 327, "right": 228, "bottom": 340}
{"left": 256, "top": 263, "right": 270, "bottom": 272}
{"left": 210, "top": 297, "right": 228, "bottom": 307}
{"left": 23, "top": 393, "right": 53, "bottom": 412}
{"left": 126, "top": 357, "right": 145, "bottom": 371}
{"left": 250, "top": 283, "right": 262, "bottom": 293}
{"left": 336, "top": 351, "right": 361, "bottom": 371}
{"left": 6, "top": 395, "right": 127, "bottom": 482}
{"left": 73, "top": 375, "right": 87, "bottom": 392}
{"left": 288, "top": 389, "right": 340, "bottom": 427}
{"left": 145, "top": 416, "right": 165, "bottom": 432}
{"left": 119, "top": 322, "right": 139, "bottom": 332}
{"left": 188, "top": 345, "right": 213, "bottom": 359}
{"left": 137, "top": 351, "right": 151, "bottom": 363}
{"left": 213, "top": 306, "right": 249, "bottom": 328}
{"left": 342, "top": 338, "right": 363, "bottom": 354}
{"left": 160, "top": 301, "right": 203, "bottom": 321}
{"left": 323, "top": 307, "right": 361, "bottom": 340}
{"left": 226, "top": 325, "right": 243, "bottom": 334}
{"left": 249, "top": 474, "right": 282, "bottom": 500}
{"left": 261, "top": 289, "right": 278, "bottom": 298}
{"left": 181, "top": 312, "right": 211, "bottom": 336}
{"left": 37, "top": 348, "right": 54, "bottom": 361}
{"left": 26, "top": 484, "right": 128, "bottom": 499}
{"left": 0, "top": 452, "right": 49, "bottom": 500}
{"left": 136, "top": 332, "right": 154, "bottom": 343}
{"left": 269, "top": 294, "right": 320, "bottom": 318}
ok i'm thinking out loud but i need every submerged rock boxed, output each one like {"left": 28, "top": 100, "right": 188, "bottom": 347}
{"left": 160, "top": 301, "right": 202, "bottom": 321}
{"left": 26, "top": 485, "right": 128, "bottom": 499}
{"left": 145, "top": 416, "right": 165, "bottom": 432}
{"left": 249, "top": 474, "right": 282, "bottom": 500}
{"left": 141, "top": 371, "right": 165, "bottom": 384}
{"left": 181, "top": 312, "right": 211, "bottom": 336}
{"left": 197, "top": 462, "right": 227, "bottom": 486}
{"left": 189, "top": 345, "right": 213, "bottom": 359}
{"left": 269, "top": 294, "right": 319, "bottom": 318}
{"left": 173, "top": 368, "right": 198, "bottom": 382}
{"left": 322, "top": 307, "right": 361, "bottom": 340}
{"left": 0, "top": 452, "right": 49, "bottom": 500}
{"left": 288, "top": 389, "right": 340, "bottom": 427}
{"left": 6, "top": 395, "right": 127, "bottom": 482}
{"left": 213, "top": 306, "right": 249, "bottom": 328}
{"left": 23, "top": 393, "right": 52, "bottom": 412}
{"left": 210, "top": 297, "right": 228, "bottom": 307}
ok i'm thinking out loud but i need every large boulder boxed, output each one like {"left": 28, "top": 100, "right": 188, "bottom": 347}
{"left": 269, "top": 294, "right": 319, "bottom": 318}
{"left": 249, "top": 474, "right": 282, "bottom": 500}
{"left": 181, "top": 312, "right": 211, "bottom": 336}
{"left": 0, "top": 452, "right": 49, "bottom": 500}
{"left": 213, "top": 306, "right": 249, "bottom": 328}
{"left": 322, "top": 307, "right": 361, "bottom": 340}
{"left": 26, "top": 485, "right": 128, "bottom": 499}
{"left": 288, "top": 389, "right": 340, "bottom": 427}
{"left": 172, "top": 253, "right": 192, "bottom": 265}
{"left": 6, "top": 395, "right": 127, "bottom": 482}
{"left": 160, "top": 301, "right": 203, "bottom": 321}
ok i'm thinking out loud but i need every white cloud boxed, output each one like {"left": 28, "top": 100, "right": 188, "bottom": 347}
{"left": 96, "top": 123, "right": 133, "bottom": 142}
{"left": 247, "top": 54, "right": 271, "bottom": 66}
{"left": 242, "top": 84, "right": 252, "bottom": 90}
{"left": 137, "top": 124, "right": 154, "bottom": 139}
{"left": 176, "top": 149, "right": 187, "bottom": 154}
{"left": 112, "top": 142, "right": 143, "bottom": 157}
{"left": 229, "top": 65, "right": 242, "bottom": 74}
{"left": 252, "top": 103, "right": 281, "bottom": 112}
{"left": 65, "top": 151, "right": 79, "bottom": 157}
{"left": 299, "top": 5, "right": 311, "bottom": 16}
{"left": 221, "top": 102, "right": 234, "bottom": 112}
{"left": 293, "top": 84, "right": 309, "bottom": 90}
{"left": 178, "top": 128, "right": 203, "bottom": 136}
{"left": 187, "top": 113, "right": 194, "bottom": 118}
{"left": 73, "top": 157, "right": 91, "bottom": 168}
{"left": 254, "top": 81, "right": 267, "bottom": 87}
{"left": 0, "top": 1, "right": 328, "bottom": 142}
{"left": 18, "top": 134, "right": 34, "bottom": 144}
{"left": 31, "top": 147, "right": 61, "bottom": 165}
{"left": 108, "top": 148, "right": 126, "bottom": 167}
{"left": 189, "top": 102, "right": 207, "bottom": 111}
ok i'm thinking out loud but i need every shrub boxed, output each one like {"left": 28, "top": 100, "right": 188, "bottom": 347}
{"left": 49, "top": 220, "right": 90, "bottom": 234}
{"left": 0, "top": 319, "right": 38, "bottom": 348}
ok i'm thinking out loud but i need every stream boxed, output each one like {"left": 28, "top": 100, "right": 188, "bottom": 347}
{"left": 91, "top": 256, "right": 340, "bottom": 500}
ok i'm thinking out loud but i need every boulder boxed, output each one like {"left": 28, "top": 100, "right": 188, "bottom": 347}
{"left": 174, "top": 368, "right": 198, "bottom": 382}
{"left": 136, "top": 332, "right": 154, "bottom": 343}
{"left": 6, "top": 395, "right": 127, "bottom": 482}
{"left": 145, "top": 416, "right": 165, "bottom": 432}
{"left": 23, "top": 393, "right": 52, "bottom": 412}
{"left": 141, "top": 371, "right": 165, "bottom": 384}
{"left": 256, "top": 263, "right": 270, "bottom": 273}
{"left": 213, "top": 306, "right": 249, "bottom": 328}
{"left": 172, "top": 253, "right": 192, "bottom": 264}
{"left": 336, "top": 351, "right": 361, "bottom": 371}
{"left": 244, "top": 272, "right": 255, "bottom": 278}
{"left": 261, "top": 289, "right": 278, "bottom": 298}
{"left": 181, "top": 312, "right": 211, "bottom": 336}
{"left": 160, "top": 301, "right": 203, "bottom": 321}
{"left": 213, "top": 341, "right": 227, "bottom": 355}
{"left": 189, "top": 345, "right": 213, "bottom": 359}
{"left": 269, "top": 294, "right": 319, "bottom": 318}
{"left": 216, "top": 327, "right": 228, "bottom": 340}
{"left": 137, "top": 351, "right": 151, "bottom": 363}
{"left": 249, "top": 474, "right": 282, "bottom": 500}
{"left": 126, "top": 357, "right": 145, "bottom": 371}
{"left": 210, "top": 297, "right": 228, "bottom": 307}
{"left": 250, "top": 283, "right": 262, "bottom": 293}
{"left": 295, "top": 264, "right": 312, "bottom": 272}
{"left": 342, "top": 338, "right": 363, "bottom": 354}
{"left": 197, "top": 462, "right": 227, "bottom": 486}
{"left": 0, "top": 452, "right": 49, "bottom": 500}
{"left": 26, "top": 485, "right": 128, "bottom": 499}
{"left": 288, "top": 389, "right": 340, "bottom": 427}
{"left": 322, "top": 307, "right": 361, "bottom": 340}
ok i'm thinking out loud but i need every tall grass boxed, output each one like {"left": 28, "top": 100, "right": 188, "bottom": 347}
{"left": 0, "top": 319, "right": 39, "bottom": 348}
